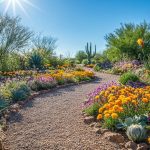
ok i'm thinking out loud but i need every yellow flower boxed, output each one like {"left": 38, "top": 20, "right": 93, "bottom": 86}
{"left": 137, "top": 38, "right": 144, "bottom": 47}
{"left": 147, "top": 137, "right": 150, "bottom": 144}
{"left": 95, "top": 95, "right": 100, "bottom": 100}
{"left": 99, "top": 107, "right": 104, "bottom": 113}
{"left": 97, "top": 114, "right": 102, "bottom": 120}
{"left": 104, "top": 113, "right": 110, "bottom": 118}
{"left": 111, "top": 113, "right": 118, "bottom": 119}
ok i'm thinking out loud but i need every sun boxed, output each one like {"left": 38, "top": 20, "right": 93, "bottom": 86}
{"left": 2, "top": 0, "right": 39, "bottom": 17}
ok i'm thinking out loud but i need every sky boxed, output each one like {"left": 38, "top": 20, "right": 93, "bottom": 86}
{"left": 0, "top": 0, "right": 150, "bottom": 57}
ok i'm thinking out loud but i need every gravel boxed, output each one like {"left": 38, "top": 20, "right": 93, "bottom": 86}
{"left": 4, "top": 73, "right": 120, "bottom": 150}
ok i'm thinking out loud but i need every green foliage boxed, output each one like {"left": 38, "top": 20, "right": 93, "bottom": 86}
{"left": 0, "top": 81, "right": 31, "bottom": 103}
{"left": 119, "top": 72, "right": 139, "bottom": 85}
{"left": 104, "top": 21, "right": 150, "bottom": 61}
{"left": 126, "top": 124, "right": 147, "bottom": 142}
{"left": 29, "top": 52, "right": 43, "bottom": 69}
{"left": 93, "top": 64, "right": 101, "bottom": 72}
{"left": 85, "top": 42, "right": 96, "bottom": 64}
{"left": 11, "top": 84, "right": 31, "bottom": 102}
{"left": 82, "top": 59, "right": 88, "bottom": 66}
{"left": 84, "top": 103, "right": 100, "bottom": 117}
{"left": 0, "top": 98, "right": 9, "bottom": 110}
{"left": 116, "top": 116, "right": 148, "bottom": 130}
{"left": 75, "top": 50, "right": 87, "bottom": 63}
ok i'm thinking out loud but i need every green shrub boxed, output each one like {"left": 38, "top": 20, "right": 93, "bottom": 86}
{"left": 0, "top": 98, "right": 9, "bottom": 110}
{"left": 84, "top": 103, "right": 99, "bottom": 117}
{"left": 119, "top": 72, "right": 139, "bottom": 85}
{"left": 1, "top": 81, "right": 31, "bottom": 103}
{"left": 82, "top": 59, "right": 88, "bottom": 66}
{"left": 94, "top": 64, "right": 101, "bottom": 72}
{"left": 11, "top": 84, "right": 31, "bottom": 102}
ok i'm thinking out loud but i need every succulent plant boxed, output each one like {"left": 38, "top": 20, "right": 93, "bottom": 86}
{"left": 116, "top": 115, "right": 148, "bottom": 130}
{"left": 85, "top": 42, "right": 96, "bottom": 64}
{"left": 126, "top": 124, "right": 147, "bottom": 142}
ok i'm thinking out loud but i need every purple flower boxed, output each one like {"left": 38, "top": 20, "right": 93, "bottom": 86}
{"left": 82, "top": 81, "right": 118, "bottom": 108}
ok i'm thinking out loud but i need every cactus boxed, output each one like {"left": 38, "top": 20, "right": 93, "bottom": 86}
{"left": 126, "top": 124, "right": 147, "bottom": 142}
{"left": 85, "top": 42, "right": 96, "bottom": 64}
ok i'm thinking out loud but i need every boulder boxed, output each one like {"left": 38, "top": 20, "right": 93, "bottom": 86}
{"left": 103, "top": 132, "right": 125, "bottom": 143}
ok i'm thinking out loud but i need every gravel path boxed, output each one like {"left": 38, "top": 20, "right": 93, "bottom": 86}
{"left": 4, "top": 73, "right": 120, "bottom": 150}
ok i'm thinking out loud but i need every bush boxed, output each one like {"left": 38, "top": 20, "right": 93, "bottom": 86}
{"left": 94, "top": 64, "right": 101, "bottom": 72}
{"left": 82, "top": 59, "right": 88, "bottom": 66}
{"left": 84, "top": 103, "right": 100, "bottom": 117}
{"left": 11, "top": 84, "right": 31, "bottom": 102}
{"left": 0, "top": 81, "right": 31, "bottom": 103}
{"left": 0, "top": 98, "right": 9, "bottom": 110}
{"left": 119, "top": 72, "right": 139, "bottom": 85}
{"left": 28, "top": 75, "right": 57, "bottom": 91}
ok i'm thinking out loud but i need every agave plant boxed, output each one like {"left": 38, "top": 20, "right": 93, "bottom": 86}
{"left": 29, "top": 52, "right": 43, "bottom": 69}
{"left": 126, "top": 124, "right": 147, "bottom": 142}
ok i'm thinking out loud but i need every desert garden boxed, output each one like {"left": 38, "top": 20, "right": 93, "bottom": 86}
{"left": 0, "top": 13, "right": 150, "bottom": 150}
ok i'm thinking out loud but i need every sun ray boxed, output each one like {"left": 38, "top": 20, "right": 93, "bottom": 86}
{"left": 2, "top": 0, "right": 39, "bottom": 17}
{"left": 22, "top": 0, "right": 41, "bottom": 11}
{"left": 3, "top": 0, "right": 11, "bottom": 15}
{"left": 12, "top": 0, "right": 16, "bottom": 16}
{"left": 15, "top": 0, "right": 29, "bottom": 17}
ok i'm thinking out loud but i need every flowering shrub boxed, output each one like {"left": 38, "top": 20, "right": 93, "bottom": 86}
{"left": 95, "top": 85, "right": 150, "bottom": 130}
{"left": 83, "top": 81, "right": 118, "bottom": 108}
{"left": 0, "top": 81, "right": 31, "bottom": 103}
{"left": 28, "top": 75, "right": 57, "bottom": 91}
{"left": 112, "top": 60, "right": 141, "bottom": 75}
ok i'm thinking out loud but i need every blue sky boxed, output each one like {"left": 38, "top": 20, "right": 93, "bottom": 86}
{"left": 0, "top": 0, "right": 150, "bottom": 57}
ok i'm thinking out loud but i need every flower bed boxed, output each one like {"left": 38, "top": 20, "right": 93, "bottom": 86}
{"left": 0, "top": 69, "right": 95, "bottom": 111}
{"left": 83, "top": 82, "right": 150, "bottom": 146}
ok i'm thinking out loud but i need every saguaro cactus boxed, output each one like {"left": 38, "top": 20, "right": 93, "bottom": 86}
{"left": 85, "top": 42, "right": 96, "bottom": 64}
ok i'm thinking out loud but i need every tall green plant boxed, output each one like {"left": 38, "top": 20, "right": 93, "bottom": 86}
{"left": 85, "top": 42, "right": 96, "bottom": 64}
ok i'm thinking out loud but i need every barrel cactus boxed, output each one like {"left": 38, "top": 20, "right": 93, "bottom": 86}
{"left": 126, "top": 124, "right": 147, "bottom": 142}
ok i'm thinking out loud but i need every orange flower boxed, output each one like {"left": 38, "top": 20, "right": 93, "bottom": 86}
{"left": 104, "top": 113, "right": 110, "bottom": 118}
{"left": 142, "top": 98, "right": 149, "bottom": 103}
{"left": 97, "top": 114, "right": 102, "bottom": 120}
{"left": 111, "top": 113, "right": 118, "bottom": 119}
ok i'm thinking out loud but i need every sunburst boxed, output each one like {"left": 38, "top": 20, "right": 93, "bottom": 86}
{"left": 1, "top": 0, "right": 40, "bottom": 17}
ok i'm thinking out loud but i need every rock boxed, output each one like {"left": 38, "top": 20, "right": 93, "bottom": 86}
{"left": 93, "top": 127, "right": 101, "bottom": 134}
{"left": 10, "top": 104, "right": 20, "bottom": 112}
{"left": 100, "top": 128, "right": 109, "bottom": 134}
{"left": 125, "top": 141, "right": 137, "bottom": 150}
{"left": 137, "top": 143, "right": 148, "bottom": 150}
{"left": 94, "top": 122, "right": 101, "bottom": 128}
{"left": 84, "top": 116, "right": 94, "bottom": 124}
{"left": 103, "top": 132, "right": 125, "bottom": 143}
{"left": 90, "top": 122, "right": 96, "bottom": 127}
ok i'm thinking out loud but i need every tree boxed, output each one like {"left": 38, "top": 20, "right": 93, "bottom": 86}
{"left": 75, "top": 50, "right": 87, "bottom": 63}
{"left": 33, "top": 34, "right": 57, "bottom": 55}
{"left": 105, "top": 21, "right": 150, "bottom": 61}
{"left": 0, "top": 14, "right": 33, "bottom": 71}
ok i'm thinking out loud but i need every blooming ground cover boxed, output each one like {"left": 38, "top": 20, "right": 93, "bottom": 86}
{"left": 0, "top": 68, "right": 95, "bottom": 111}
